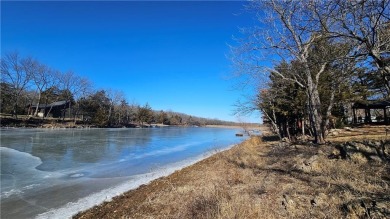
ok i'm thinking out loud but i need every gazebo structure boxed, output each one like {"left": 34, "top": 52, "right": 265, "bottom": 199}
{"left": 352, "top": 100, "right": 390, "bottom": 124}
{"left": 26, "top": 100, "right": 70, "bottom": 118}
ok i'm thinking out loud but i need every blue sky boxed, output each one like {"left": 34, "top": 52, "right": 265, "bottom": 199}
{"left": 1, "top": 1, "right": 260, "bottom": 122}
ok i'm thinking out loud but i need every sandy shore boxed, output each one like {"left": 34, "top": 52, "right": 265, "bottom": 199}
{"left": 75, "top": 126, "right": 389, "bottom": 218}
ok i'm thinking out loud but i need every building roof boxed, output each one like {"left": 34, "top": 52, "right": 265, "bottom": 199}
{"left": 49, "top": 100, "right": 68, "bottom": 107}
{"left": 353, "top": 100, "right": 390, "bottom": 109}
{"left": 28, "top": 100, "right": 69, "bottom": 109}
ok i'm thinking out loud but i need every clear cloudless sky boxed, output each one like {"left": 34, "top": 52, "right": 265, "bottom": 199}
{"left": 1, "top": 1, "right": 260, "bottom": 123}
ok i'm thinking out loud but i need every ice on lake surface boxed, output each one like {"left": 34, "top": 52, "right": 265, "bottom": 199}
{"left": 0, "top": 127, "right": 246, "bottom": 219}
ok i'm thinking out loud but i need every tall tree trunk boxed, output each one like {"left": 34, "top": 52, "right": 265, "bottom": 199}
{"left": 73, "top": 102, "right": 79, "bottom": 123}
{"left": 46, "top": 105, "right": 54, "bottom": 119}
{"left": 68, "top": 101, "right": 71, "bottom": 120}
{"left": 13, "top": 102, "right": 18, "bottom": 118}
{"left": 323, "top": 88, "right": 335, "bottom": 137}
{"left": 261, "top": 104, "right": 281, "bottom": 140}
{"left": 382, "top": 71, "right": 390, "bottom": 97}
{"left": 62, "top": 100, "right": 71, "bottom": 121}
{"left": 43, "top": 96, "right": 55, "bottom": 119}
{"left": 12, "top": 94, "right": 20, "bottom": 118}
{"left": 286, "top": 121, "right": 291, "bottom": 140}
{"left": 107, "top": 105, "right": 112, "bottom": 125}
{"left": 371, "top": 50, "right": 390, "bottom": 97}
{"left": 34, "top": 92, "right": 41, "bottom": 116}
{"left": 307, "top": 74, "right": 324, "bottom": 144}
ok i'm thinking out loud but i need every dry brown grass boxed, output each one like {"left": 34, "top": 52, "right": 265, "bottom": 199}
{"left": 75, "top": 126, "right": 390, "bottom": 219}
{"left": 327, "top": 125, "right": 390, "bottom": 142}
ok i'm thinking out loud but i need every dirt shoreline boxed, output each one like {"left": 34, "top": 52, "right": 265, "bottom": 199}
{"left": 75, "top": 126, "right": 389, "bottom": 218}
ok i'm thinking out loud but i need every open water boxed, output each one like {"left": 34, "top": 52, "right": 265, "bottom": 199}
{"left": 0, "top": 127, "right": 245, "bottom": 218}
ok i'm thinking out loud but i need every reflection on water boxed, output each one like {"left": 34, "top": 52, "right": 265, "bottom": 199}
{"left": 0, "top": 127, "right": 245, "bottom": 219}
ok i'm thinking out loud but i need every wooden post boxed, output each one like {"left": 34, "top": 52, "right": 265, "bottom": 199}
{"left": 353, "top": 108, "right": 357, "bottom": 124}
{"left": 368, "top": 108, "right": 372, "bottom": 123}
{"left": 384, "top": 108, "right": 388, "bottom": 124}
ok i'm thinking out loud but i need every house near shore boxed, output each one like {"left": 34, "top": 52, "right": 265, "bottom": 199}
{"left": 26, "top": 100, "right": 71, "bottom": 118}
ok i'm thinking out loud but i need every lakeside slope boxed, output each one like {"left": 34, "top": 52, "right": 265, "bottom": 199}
{"left": 75, "top": 126, "right": 389, "bottom": 218}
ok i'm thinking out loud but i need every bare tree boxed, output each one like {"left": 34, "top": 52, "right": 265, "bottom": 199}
{"left": 42, "top": 70, "right": 61, "bottom": 118}
{"left": 106, "top": 89, "right": 125, "bottom": 125}
{"left": 58, "top": 71, "right": 92, "bottom": 120}
{"left": 115, "top": 98, "right": 129, "bottom": 125}
{"left": 24, "top": 59, "right": 54, "bottom": 117}
{"left": 325, "top": 0, "right": 390, "bottom": 96}
{"left": 232, "top": 0, "right": 360, "bottom": 143}
{"left": 1, "top": 52, "right": 32, "bottom": 118}
{"left": 233, "top": 0, "right": 332, "bottom": 143}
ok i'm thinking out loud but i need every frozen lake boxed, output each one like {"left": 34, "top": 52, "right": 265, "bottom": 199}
{"left": 0, "top": 127, "right": 245, "bottom": 218}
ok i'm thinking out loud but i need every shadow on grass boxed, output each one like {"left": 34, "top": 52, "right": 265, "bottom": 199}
{"left": 226, "top": 140, "right": 390, "bottom": 218}
{"left": 335, "top": 140, "right": 390, "bottom": 162}
{"left": 261, "top": 135, "right": 280, "bottom": 142}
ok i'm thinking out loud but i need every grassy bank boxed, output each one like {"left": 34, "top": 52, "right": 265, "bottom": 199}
{"left": 75, "top": 126, "right": 389, "bottom": 218}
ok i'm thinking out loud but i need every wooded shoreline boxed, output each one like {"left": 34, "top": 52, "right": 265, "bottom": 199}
{"left": 0, "top": 116, "right": 261, "bottom": 130}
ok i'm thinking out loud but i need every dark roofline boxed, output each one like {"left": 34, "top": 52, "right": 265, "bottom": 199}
{"left": 27, "top": 100, "right": 70, "bottom": 109}
{"left": 352, "top": 100, "right": 390, "bottom": 109}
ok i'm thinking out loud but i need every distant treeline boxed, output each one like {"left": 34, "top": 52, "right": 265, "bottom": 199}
{"left": 1, "top": 52, "right": 240, "bottom": 127}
